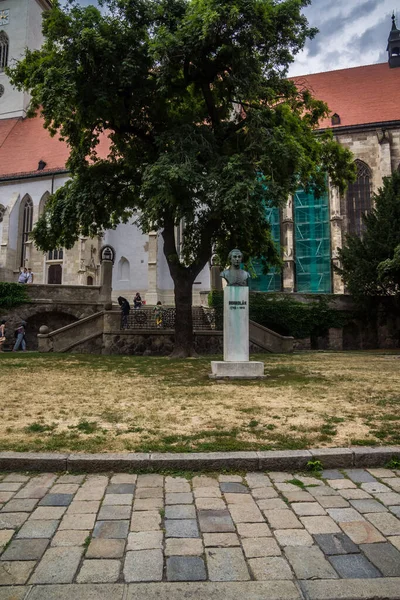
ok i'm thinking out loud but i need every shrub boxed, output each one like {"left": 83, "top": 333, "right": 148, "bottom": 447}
{"left": 0, "top": 282, "right": 29, "bottom": 309}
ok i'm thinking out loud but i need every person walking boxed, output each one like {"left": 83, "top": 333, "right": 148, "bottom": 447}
{"left": 0, "top": 320, "right": 6, "bottom": 352}
{"left": 18, "top": 268, "right": 28, "bottom": 284}
{"left": 26, "top": 268, "right": 34, "bottom": 284}
{"left": 13, "top": 321, "right": 27, "bottom": 352}
{"left": 118, "top": 296, "right": 130, "bottom": 329}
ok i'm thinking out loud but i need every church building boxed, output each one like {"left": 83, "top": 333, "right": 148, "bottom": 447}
{"left": 0, "top": 0, "right": 400, "bottom": 302}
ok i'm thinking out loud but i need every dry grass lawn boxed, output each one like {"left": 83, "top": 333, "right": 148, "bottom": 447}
{"left": 0, "top": 351, "right": 399, "bottom": 453}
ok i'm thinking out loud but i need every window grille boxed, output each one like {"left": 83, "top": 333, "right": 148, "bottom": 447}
{"left": 345, "top": 160, "right": 372, "bottom": 237}
{"left": 0, "top": 31, "right": 9, "bottom": 71}
{"left": 21, "top": 197, "right": 33, "bottom": 267}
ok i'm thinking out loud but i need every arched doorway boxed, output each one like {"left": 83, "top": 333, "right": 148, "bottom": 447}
{"left": 48, "top": 264, "right": 62, "bottom": 284}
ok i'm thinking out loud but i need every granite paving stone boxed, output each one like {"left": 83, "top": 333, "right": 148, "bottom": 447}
{"left": 219, "top": 475, "right": 244, "bottom": 483}
{"left": 39, "top": 494, "right": 74, "bottom": 507}
{"left": 385, "top": 477, "right": 400, "bottom": 491}
{"left": 29, "top": 547, "right": 84, "bottom": 584}
{"left": 0, "top": 530, "right": 13, "bottom": 548}
{"left": 130, "top": 512, "right": 161, "bottom": 532}
{"left": 339, "top": 521, "right": 385, "bottom": 544}
{"left": 56, "top": 475, "right": 86, "bottom": 485}
{"left": 123, "top": 549, "right": 163, "bottom": 581}
{"left": 256, "top": 499, "right": 288, "bottom": 511}
{"left": 195, "top": 498, "right": 226, "bottom": 510}
{"left": 136, "top": 475, "right": 164, "bottom": 488}
{"left": 205, "top": 548, "right": 250, "bottom": 581}
{"left": 203, "top": 533, "right": 240, "bottom": 547}
{"left": 2, "top": 475, "right": 30, "bottom": 484}
{"left": 133, "top": 498, "right": 163, "bottom": 511}
{"left": 110, "top": 474, "right": 137, "bottom": 485}
{"left": 1, "top": 538, "right": 49, "bottom": 561}
{"left": 338, "top": 488, "right": 372, "bottom": 500}
{"left": 296, "top": 477, "right": 324, "bottom": 487}
{"left": 284, "top": 546, "right": 338, "bottom": 580}
{"left": 361, "top": 482, "right": 392, "bottom": 494}
{"left": 390, "top": 506, "right": 400, "bottom": 517}
{"left": 248, "top": 556, "right": 293, "bottom": 580}
{"left": 309, "top": 487, "right": 340, "bottom": 497}
{"left": 165, "top": 538, "right": 203, "bottom": 556}
{"left": 269, "top": 473, "right": 293, "bottom": 482}
{"left": 102, "top": 494, "right": 133, "bottom": 506}
{"left": 360, "top": 542, "right": 400, "bottom": 576}
{"left": 327, "top": 508, "right": 366, "bottom": 523}
{"left": 85, "top": 539, "right": 126, "bottom": 559}
{"left": 220, "top": 483, "right": 249, "bottom": 494}
{"left": 127, "top": 531, "right": 163, "bottom": 551}
{"left": 373, "top": 492, "right": 400, "bottom": 505}
{"left": 59, "top": 513, "right": 96, "bottom": 531}
{"left": 97, "top": 505, "right": 131, "bottom": 521}
{"left": 314, "top": 532, "right": 360, "bottom": 555}
{"left": 166, "top": 493, "right": 194, "bottom": 504}
{"left": 326, "top": 479, "right": 357, "bottom": 490}
{"left": 242, "top": 537, "right": 281, "bottom": 558}
{"left": 344, "top": 470, "right": 377, "bottom": 484}
{"left": 193, "top": 488, "right": 221, "bottom": 499}
{"left": 274, "top": 529, "right": 314, "bottom": 547}
{"left": 229, "top": 505, "right": 264, "bottom": 523}
{"left": 0, "top": 483, "right": 23, "bottom": 492}
{"left": 30, "top": 507, "right": 67, "bottom": 520}
{"left": 0, "top": 561, "right": 36, "bottom": 585}
{"left": 165, "top": 505, "right": 196, "bottom": 520}
{"left": 284, "top": 491, "right": 315, "bottom": 503}
{"left": 274, "top": 483, "right": 299, "bottom": 493}
{"left": 245, "top": 473, "right": 272, "bottom": 488}
{"left": 264, "top": 510, "right": 302, "bottom": 530}
{"left": 192, "top": 476, "right": 219, "bottom": 488}
{"left": 165, "top": 519, "right": 199, "bottom": 538}
{"left": 67, "top": 501, "right": 100, "bottom": 515}
{"left": 14, "top": 486, "right": 49, "bottom": 499}
{"left": 77, "top": 559, "right": 120, "bottom": 583}
{"left": 49, "top": 484, "right": 80, "bottom": 495}
{"left": 224, "top": 493, "right": 256, "bottom": 505}
{"left": 350, "top": 499, "right": 389, "bottom": 514}
{"left": 93, "top": 520, "right": 129, "bottom": 539}
{"left": 0, "top": 499, "right": 38, "bottom": 513}
{"left": 165, "top": 477, "right": 191, "bottom": 493}
{"left": 300, "top": 516, "right": 340, "bottom": 534}
{"left": 198, "top": 510, "right": 235, "bottom": 533}
{"left": 328, "top": 553, "right": 382, "bottom": 578}
{"left": 51, "top": 530, "right": 90, "bottom": 547}
{"left": 0, "top": 513, "right": 29, "bottom": 530}
{"left": 0, "top": 493, "right": 14, "bottom": 503}
{"left": 388, "top": 536, "right": 400, "bottom": 551}
{"left": 316, "top": 496, "right": 350, "bottom": 508}
{"left": 74, "top": 488, "right": 106, "bottom": 501}
{"left": 291, "top": 502, "right": 326, "bottom": 516}
{"left": 367, "top": 468, "right": 396, "bottom": 478}
{"left": 236, "top": 523, "right": 272, "bottom": 537}
{"left": 365, "top": 512, "right": 400, "bottom": 535}
{"left": 166, "top": 556, "right": 207, "bottom": 581}
{"left": 106, "top": 484, "right": 135, "bottom": 495}
{"left": 135, "top": 488, "right": 163, "bottom": 499}
{"left": 322, "top": 470, "right": 344, "bottom": 480}
{"left": 251, "top": 488, "right": 279, "bottom": 499}
{"left": 16, "top": 519, "right": 59, "bottom": 539}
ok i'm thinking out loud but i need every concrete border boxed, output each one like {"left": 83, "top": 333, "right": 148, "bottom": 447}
{"left": 0, "top": 446, "right": 399, "bottom": 473}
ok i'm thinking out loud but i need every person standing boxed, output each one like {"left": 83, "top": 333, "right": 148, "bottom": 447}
{"left": 13, "top": 321, "right": 27, "bottom": 352}
{"left": 118, "top": 296, "right": 130, "bottom": 329}
{"left": 26, "top": 268, "right": 34, "bottom": 284}
{"left": 18, "top": 268, "right": 28, "bottom": 283}
{"left": 154, "top": 301, "right": 163, "bottom": 328}
{"left": 0, "top": 320, "right": 6, "bottom": 352}
{"left": 134, "top": 292, "right": 142, "bottom": 309}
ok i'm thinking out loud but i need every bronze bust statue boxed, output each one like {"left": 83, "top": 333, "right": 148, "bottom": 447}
{"left": 221, "top": 249, "right": 250, "bottom": 286}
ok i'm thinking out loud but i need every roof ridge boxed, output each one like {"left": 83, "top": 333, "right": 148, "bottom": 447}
{"left": 292, "top": 61, "right": 387, "bottom": 79}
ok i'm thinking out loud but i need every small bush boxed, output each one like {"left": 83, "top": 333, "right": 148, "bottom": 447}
{"left": 0, "top": 282, "right": 29, "bottom": 309}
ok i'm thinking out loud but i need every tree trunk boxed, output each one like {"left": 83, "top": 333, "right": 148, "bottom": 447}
{"left": 170, "top": 271, "right": 197, "bottom": 358}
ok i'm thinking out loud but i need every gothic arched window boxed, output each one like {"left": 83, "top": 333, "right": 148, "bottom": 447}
{"left": 0, "top": 32, "right": 9, "bottom": 71}
{"left": 345, "top": 160, "right": 372, "bottom": 237}
{"left": 20, "top": 196, "right": 33, "bottom": 267}
{"left": 0, "top": 204, "right": 5, "bottom": 224}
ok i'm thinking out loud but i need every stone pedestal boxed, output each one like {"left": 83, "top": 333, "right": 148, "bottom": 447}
{"left": 210, "top": 286, "right": 264, "bottom": 379}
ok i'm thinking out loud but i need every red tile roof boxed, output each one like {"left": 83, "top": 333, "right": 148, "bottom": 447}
{"left": 0, "top": 115, "right": 110, "bottom": 179}
{"left": 292, "top": 62, "right": 400, "bottom": 129}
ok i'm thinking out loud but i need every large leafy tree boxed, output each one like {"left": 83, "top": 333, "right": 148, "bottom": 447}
{"left": 9, "top": 0, "right": 355, "bottom": 356}
{"left": 338, "top": 171, "right": 400, "bottom": 300}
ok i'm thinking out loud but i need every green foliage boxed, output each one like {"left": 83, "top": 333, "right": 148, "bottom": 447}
{"left": 8, "top": 0, "right": 355, "bottom": 353}
{"left": 338, "top": 171, "right": 400, "bottom": 301}
{"left": 0, "top": 283, "right": 29, "bottom": 309}
{"left": 307, "top": 459, "right": 323, "bottom": 472}
{"left": 386, "top": 457, "right": 400, "bottom": 469}
{"left": 208, "top": 291, "right": 349, "bottom": 338}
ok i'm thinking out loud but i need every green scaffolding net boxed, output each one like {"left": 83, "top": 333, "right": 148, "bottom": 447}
{"left": 294, "top": 188, "right": 332, "bottom": 293}
{"left": 249, "top": 206, "right": 281, "bottom": 292}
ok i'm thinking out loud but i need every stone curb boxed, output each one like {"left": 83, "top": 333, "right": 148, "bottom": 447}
{"left": 0, "top": 446, "right": 399, "bottom": 473}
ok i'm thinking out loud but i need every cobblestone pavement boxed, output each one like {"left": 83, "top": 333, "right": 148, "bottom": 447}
{"left": 0, "top": 468, "right": 400, "bottom": 599}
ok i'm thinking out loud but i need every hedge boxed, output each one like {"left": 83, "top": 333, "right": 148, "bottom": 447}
{"left": 0, "top": 282, "right": 29, "bottom": 309}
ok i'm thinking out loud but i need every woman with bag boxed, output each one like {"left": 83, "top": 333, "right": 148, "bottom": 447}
{"left": 0, "top": 320, "right": 6, "bottom": 352}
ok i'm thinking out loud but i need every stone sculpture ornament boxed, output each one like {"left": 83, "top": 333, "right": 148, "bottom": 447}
{"left": 221, "top": 249, "right": 250, "bottom": 286}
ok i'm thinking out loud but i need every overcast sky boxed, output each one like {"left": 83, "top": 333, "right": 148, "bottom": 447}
{"left": 76, "top": 0, "right": 396, "bottom": 75}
